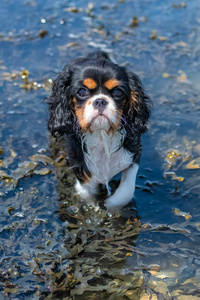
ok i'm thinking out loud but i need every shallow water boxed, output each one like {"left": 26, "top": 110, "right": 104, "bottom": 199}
{"left": 1, "top": 0, "right": 200, "bottom": 299}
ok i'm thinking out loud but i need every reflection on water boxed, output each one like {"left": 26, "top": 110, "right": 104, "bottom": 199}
{"left": 0, "top": 0, "right": 200, "bottom": 299}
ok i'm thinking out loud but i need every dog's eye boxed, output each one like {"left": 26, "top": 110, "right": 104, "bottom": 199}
{"left": 77, "top": 88, "right": 88, "bottom": 98}
{"left": 113, "top": 88, "right": 124, "bottom": 98}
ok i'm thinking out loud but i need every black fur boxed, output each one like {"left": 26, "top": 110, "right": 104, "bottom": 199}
{"left": 48, "top": 51, "right": 152, "bottom": 181}
{"left": 123, "top": 72, "right": 151, "bottom": 161}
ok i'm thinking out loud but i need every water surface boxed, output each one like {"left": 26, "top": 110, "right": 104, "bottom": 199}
{"left": 1, "top": 0, "right": 200, "bottom": 299}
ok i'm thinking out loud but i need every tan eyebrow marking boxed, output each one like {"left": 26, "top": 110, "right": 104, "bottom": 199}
{"left": 104, "top": 79, "right": 119, "bottom": 90}
{"left": 83, "top": 78, "right": 97, "bottom": 89}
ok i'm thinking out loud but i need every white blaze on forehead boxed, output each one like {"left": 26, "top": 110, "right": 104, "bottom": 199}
{"left": 90, "top": 93, "right": 112, "bottom": 103}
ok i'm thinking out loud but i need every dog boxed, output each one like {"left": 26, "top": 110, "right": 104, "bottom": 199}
{"left": 48, "top": 51, "right": 152, "bottom": 209}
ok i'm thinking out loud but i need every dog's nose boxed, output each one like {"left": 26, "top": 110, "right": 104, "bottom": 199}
{"left": 93, "top": 98, "right": 108, "bottom": 110}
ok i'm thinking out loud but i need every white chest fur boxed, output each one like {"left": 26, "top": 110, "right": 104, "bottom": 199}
{"left": 82, "top": 130, "right": 133, "bottom": 188}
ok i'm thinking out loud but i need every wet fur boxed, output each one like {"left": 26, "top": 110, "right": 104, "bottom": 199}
{"left": 48, "top": 51, "right": 152, "bottom": 208}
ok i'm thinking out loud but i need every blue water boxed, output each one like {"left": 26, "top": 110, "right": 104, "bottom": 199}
{"left": 1, "top": 0, "right": 200, "bottom": 298}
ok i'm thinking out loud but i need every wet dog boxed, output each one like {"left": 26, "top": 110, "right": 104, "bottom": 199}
{"left": 48, "top": 51, "right": 152, "bottom": 209}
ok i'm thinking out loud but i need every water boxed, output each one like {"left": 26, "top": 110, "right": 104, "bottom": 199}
{"left": 0, "top": 0, "right": 200, "bottom": 299}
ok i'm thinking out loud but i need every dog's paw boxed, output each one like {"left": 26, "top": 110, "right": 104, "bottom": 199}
{"left": 75, "top": 180, "right": 99, "bottom": 210}
{"left": 105, "top": 189, "right": 134, "bottom": 210}
{"left": 75, "top": 180, "right": 91, "bottom": 200}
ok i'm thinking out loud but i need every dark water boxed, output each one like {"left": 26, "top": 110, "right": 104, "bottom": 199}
{"left": 1, "top": 0, "right": 200, "bottom": 299}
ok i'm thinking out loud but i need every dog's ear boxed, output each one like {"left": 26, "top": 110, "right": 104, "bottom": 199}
{"left": 124, "top": 71, "right": 152, "bottom": 136}
{"left": 48, "top": 66, "right": 74, "bottom": 138}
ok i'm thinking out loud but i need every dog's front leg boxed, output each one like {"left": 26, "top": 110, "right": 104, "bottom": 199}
{"left": 105, "top": 163, "right": 139, "bottom": 209}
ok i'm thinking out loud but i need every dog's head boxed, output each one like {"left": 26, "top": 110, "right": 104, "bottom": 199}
{"left": 48, "top": 52, "right": 152, "bottom": 138}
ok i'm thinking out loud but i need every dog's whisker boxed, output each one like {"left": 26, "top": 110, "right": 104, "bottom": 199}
{"left": 121, "top": 115, "right": 136, "bottom": 135}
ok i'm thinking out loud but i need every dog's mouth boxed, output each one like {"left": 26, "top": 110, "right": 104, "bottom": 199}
{"left": 93, "top": 113, "right": 109, "bottom": 121}
{"left": 90, "top": 114, "right": 112, "bottom": 132}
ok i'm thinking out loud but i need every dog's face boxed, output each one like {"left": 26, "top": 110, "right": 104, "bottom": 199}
{"left": 48, "top": 52, "right": 151, "bottom": 138}
{"left": 71, "top": 66, "right": 131, "bottom": 133}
